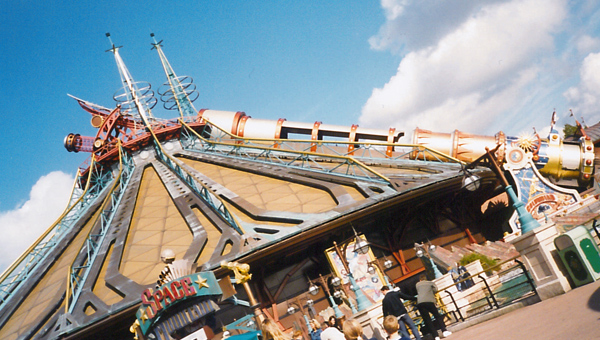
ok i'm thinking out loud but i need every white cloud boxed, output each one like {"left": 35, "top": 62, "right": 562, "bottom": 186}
{"left": 564, "top": 52, "right": 600, "bottom": 124}
{"left": 369, "top": 0, "right": 509, "bottom": 52}
{"left": 0, "top": 171, "right": 74, "bottom": 272}
{"left": 362, "top": 0, "right": 567, "bottom": 135}
{"left": 576, "top": 35, "right": 600, "bottom": 55}
{"left": 380, "top": 0, "right": 409, "bottom": 21}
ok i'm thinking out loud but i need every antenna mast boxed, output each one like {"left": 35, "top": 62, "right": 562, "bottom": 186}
{"left": 151, "top": 33, "right": 199, "bottom": 119}
{"left": 105, "top": 33, "right": 157, "bottom": 128}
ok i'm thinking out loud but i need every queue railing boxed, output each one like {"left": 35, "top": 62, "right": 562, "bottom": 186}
{"left": 434, "top": 257, "right": 538, "bottom": 324}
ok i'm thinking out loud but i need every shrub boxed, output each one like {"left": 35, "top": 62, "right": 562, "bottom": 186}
{"left": 459, "top": 253, "right": 498, "bottom": 272}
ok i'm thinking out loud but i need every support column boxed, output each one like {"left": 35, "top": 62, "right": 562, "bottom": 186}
{"left": 509, "top": 221, "right": 571, "bottom": 300}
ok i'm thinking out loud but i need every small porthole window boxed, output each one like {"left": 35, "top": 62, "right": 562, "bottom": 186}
{"left": 369, "top": 186, "right": 384, "bottom": 193}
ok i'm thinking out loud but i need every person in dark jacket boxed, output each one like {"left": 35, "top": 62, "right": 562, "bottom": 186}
{"left": 381, "top": 286, "right": 421, "bottom": 340}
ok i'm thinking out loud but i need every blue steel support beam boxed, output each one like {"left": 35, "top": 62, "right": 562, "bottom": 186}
{"left": 67, "top": 145, "right": 135, "bottom": 313}
{"left": 0, "top": 158, "right": 113, "bottom": 307}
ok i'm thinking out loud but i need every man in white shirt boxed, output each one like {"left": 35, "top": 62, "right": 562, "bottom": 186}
{"left": 320, "top": 319, "right": 346, "bottom": 340}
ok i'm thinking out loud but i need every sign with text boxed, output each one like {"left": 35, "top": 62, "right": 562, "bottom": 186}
{"left": 132, "top": 271, "right": 222, "bottom": 338}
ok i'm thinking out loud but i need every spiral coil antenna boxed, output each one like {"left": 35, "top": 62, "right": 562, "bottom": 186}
{"left": 106, "top": 32, "right": 155, "bottom": 125}
{"left": 157, "top": 75, "right": 199, "bottom": 111}
{"left": 151, "top": 33, "right": 199, "bottom": 118}
{"left": 113, "top": 81, "right": 158, "bottom": 117}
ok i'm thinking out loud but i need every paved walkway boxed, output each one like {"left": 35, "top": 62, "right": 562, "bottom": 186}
{"left": 444, "top": 279, "right": 600, "bottom": 339}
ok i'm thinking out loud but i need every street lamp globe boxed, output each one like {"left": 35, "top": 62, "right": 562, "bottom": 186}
{"left": 416, "top": 248, "right": 424, "bottom": 258}
{"left": 354, "top": 239, "right": 370, "bottom": 255}
{"left": 384, "top": 259, "right": 393, "bottom": 269}
{"left": 462, "top": 172, "right": 481, "bottom": 191}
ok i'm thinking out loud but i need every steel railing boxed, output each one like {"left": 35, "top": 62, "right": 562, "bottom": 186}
{"left": 0, "top": 156, "right": 113, "bottom": 307}
{"left": 178, "top": 118, "right": 465, "bottom": 189}
{"left": 435, "top": 257, "right": 538, "bottom": 323}
{"left": 66, "top": 142, "right": 135, "bottom": 313}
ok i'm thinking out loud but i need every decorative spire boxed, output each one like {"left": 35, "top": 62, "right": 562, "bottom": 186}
{"left": 151, "top": 33, "right": 199, "bottom": 119}
{"left": 105, "top": 32, "right": 157, "bottom": 128}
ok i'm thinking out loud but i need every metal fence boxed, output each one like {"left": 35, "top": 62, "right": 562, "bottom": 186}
{"left": 435, "top": 258, "right": 537, "bottom": 324}
{"left": 401, "top": 257, "right": 538, "bottom": 333}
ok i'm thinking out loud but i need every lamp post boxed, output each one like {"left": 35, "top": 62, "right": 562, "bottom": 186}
{"left": 221, "top": 261, "right": 264, "bottom": 321}
{"left": 306, "top": 296, "right": 316, "bottom": 319}
{"left": 293, "top": 296, "right": 312, "bottom": 336}
{"left": 331, "top": 274, "right": 358, "bottom": 314}
{"left": 461, "top": 162, "right": 481, "bottom": 191}
{"left": 414, "top": 243, "right": 442, "bottom": 279}
{"left": 483, "top": 147, "right": 541, "bottom": 234}
{"left": 333, "top": 240, "right": 373, "bottom": 311}
{"left": 462, "top": 145, "right": 541, "bottom": 235}
{"left": 315, "top": 274, "right": 344, "bottom": 318}
{"left": 367, "top": 258, "right": 394, "bottom": 287}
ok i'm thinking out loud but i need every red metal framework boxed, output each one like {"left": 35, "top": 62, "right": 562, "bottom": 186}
{"left": 65, "top": 98, "right": 206, "bottom": 183}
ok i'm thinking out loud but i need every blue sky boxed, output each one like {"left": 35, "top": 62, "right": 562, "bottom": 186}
{"left": 1, "top": 0, "right": 600, "bottom": 270}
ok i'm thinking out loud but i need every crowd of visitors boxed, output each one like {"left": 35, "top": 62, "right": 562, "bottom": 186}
{"left": 259, "top": 272, "right": 455, "bottom": 340}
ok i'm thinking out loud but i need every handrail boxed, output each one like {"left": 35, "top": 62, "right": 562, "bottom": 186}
{"left": 0, "top": 164, "right": 92, "bottom": 283}
{"left": 179, "top": 118, "right": 397, "bottom": 185}
{"left": 0, "top": 155, "right": 108, "bottom": 304}
{"left": 144, "top": 116, "right": 244, "bottom": 234}
{"left": 478, "top": 274, "right": 499, "bottom": 308}
{"left": 515, "top": 259, "right": 538, "bottom": 297}
{"left": 152, "top": 142, "right": 244, "bottom": 234}
{"left": 0, "top": 178, "right": 79, "bottom": 284}
{"left": 434, "top": 255, "right": 537, "bottom": 323}
{"left": 192, "top": 117, "right": 463, "bottom": 164}
{"left": 444, "top": 290, "right": 464, "bottom": 321}
{"left": 436, "top": 255, "right": 521, "bottom": 292}
{"left": 66, "top": 142, "right": 132, "bottom": 313}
